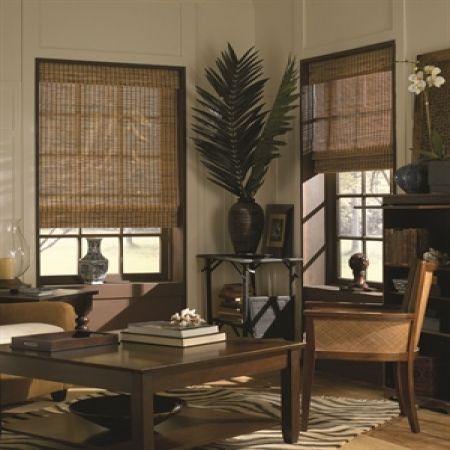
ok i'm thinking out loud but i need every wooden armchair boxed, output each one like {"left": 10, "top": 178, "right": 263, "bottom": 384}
{"left": 301, "top": 259, "right": 436, "bottom": 433}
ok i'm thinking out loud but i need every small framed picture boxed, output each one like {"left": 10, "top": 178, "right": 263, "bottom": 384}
{"left": 261, "top": 204, "right": 293, "bottom": 257}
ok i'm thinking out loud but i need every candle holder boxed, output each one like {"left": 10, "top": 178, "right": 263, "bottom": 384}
{"left": 0, "top": 219, "right": 30, "bottom": 289}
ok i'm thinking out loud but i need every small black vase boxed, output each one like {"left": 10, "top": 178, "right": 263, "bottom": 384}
{"left": 228, "top": 198, "right": 264, "bottom": 254}
{"left": 394, "top": 161, "right": 429, "bottom": 194}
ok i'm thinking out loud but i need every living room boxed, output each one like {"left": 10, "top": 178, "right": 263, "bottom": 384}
{"left": 1, "top": 0, "right": 450, "bottom": 449}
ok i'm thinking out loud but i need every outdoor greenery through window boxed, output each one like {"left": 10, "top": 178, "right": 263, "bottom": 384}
{"left": 335, "top": 170, "right": 391, "bottom": 283}
{"left": 36, "top": 59, "right": 184, "bottom": 283}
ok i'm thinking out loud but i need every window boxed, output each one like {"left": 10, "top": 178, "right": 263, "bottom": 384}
{"left": 36, "top": 60, "right": 185, "bottom": 284}
{"left": 300, "top": 42, "right": 395, "bottom": 287}
{"left": 327, "top": 170, "right": 391, "bottom": 284}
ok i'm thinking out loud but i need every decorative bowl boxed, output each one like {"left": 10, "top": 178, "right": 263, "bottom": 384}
{"left": 69, "top": 394, "right": 185, "bottom": 434}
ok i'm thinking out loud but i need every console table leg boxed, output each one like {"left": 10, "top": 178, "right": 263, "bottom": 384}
{"left": 131, "top": 373, "right": 154, "bottom": 450}
{"left": 281, "top": 348, "right": 301, "bottom": 443}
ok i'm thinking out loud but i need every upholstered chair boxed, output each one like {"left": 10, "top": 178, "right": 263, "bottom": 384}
{"left": 0, "top": 301, "right": 76, "bottom": 405}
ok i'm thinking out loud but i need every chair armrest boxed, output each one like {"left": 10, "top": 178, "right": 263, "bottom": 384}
{"left": 305, "top": 301, "right": 387, "bottom": 310}
{"left": 303, "top": 308, "right": 415, "bottom": 321}
{"left": 0, "top": 301, "right": 76, "bottom": 330}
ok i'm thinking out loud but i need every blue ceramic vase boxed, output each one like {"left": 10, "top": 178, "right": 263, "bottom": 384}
{"left": 78, "top": 238, "right": 108, "bottom": 284}
{"left": 394, "top": 162, "right": 428, "bottom": 193}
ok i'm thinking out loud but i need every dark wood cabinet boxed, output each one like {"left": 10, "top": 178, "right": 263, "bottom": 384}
{"left": 382, "top": 194, "right": 450, "bottom": 411}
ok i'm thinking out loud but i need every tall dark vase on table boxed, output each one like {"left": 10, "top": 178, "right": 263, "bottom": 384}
{"left": 191, "top": 44, "right": 299, "bottom": 253}
{"left": 228, "top": 198, "right": 264, "bottom": 254}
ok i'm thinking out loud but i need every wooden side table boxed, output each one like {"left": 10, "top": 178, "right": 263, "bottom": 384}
{"left": 0, "top": 288, "right": 97, "bottom": 331}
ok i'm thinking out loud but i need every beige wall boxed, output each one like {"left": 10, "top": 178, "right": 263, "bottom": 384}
{"left": 1, "top": 0, "right": 450, "bottom": 315}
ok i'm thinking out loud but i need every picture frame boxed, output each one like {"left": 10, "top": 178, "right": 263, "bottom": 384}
{"left": 261, "top": 204, "right": 293, "bottom": 257}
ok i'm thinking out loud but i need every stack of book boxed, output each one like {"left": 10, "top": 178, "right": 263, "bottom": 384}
{"left": 120, "top": 321, "right": 226, "bottom": 347}
{"left": 11, "top": 331, "right": 118, "bottom": 352}
{"left": 216, "top": 283, "right": 244, "bottom": 323}
{"left": 383, "top": 228, "right": 429, "bottom": 266}
{"left": 17, "top": 287, "right": 57, "bottom": 297}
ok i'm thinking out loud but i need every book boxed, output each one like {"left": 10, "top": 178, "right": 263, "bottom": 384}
{"left": 125, "top": 321, "right": 219, "bottom": 338}
{"left": 17, "top": 287, "right": 57, "bottom": 297}
{"left": 217, "top": 306, "right": 242, "bottom": 316}
{"left": 11, "top": 331, "right": 118, "bottom": 352}
{"left": 216, "top": 310, "right": 244, "bottom": 324}
{"left": 218, "top": 283, "right": 244, "bottom": 302}
{"left": 120, "top": 330, "right": 226, "bottom": 347}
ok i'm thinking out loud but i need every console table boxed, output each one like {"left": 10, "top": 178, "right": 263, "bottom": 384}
{"left": 197, "top": 254, "right": 302, "bottom": 338}
{"left": 0, "top": 288, "right": 97, "bottom": 331}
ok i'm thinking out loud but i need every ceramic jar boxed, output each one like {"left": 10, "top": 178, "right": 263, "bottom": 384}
{"left": 78, "top": 238, "right": 108, "bottom": 284}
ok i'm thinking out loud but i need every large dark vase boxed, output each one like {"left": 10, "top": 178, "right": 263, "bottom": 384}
{"left": 394, "top": 161, "right": 429, "bottom": 194}
{"left": 228, "top": 198, "right": 264, "bottom": 254}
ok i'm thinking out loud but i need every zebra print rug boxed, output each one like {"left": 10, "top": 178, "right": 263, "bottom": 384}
{"left": 1, "top": 386, "right": 400, "bottom": 449}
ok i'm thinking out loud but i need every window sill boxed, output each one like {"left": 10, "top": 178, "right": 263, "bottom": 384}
{"left": 304, "top": 285, "right": 383, "bottom": 305}
{"left": 50, "top": 281, "right": 184, "bottom": 301}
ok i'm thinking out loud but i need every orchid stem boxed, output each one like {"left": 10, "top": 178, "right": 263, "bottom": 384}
{"left": 424, "top": 90, "right": 434, "bottom": 153}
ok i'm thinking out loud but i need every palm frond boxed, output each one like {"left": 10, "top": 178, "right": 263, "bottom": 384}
{"left": 192, "top": 44, "right": 299, "bottom": 198}
{"left": 245, "top": 57, "right": 299, "bottom": 196}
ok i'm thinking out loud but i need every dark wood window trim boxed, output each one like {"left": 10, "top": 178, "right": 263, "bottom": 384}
{"left": 301, "top": 41, "right": 396, "bottom": 296}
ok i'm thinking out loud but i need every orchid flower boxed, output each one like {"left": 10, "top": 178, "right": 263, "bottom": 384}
{"left": 424, "top": 65, "right": 445, "bottom": 88}
{"left": 408, "top": 70, "right": 426, "bottom": 94}
{"left": 408, "top": 63, "right": 446, "bottom": 159}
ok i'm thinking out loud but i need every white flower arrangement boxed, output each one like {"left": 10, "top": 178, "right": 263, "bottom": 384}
{"left": 407, "top": 63, "right": 447, "bottom": 159}
{"left": 170, "top": 308, "right": 206, "bottom": 327}
{"left": 408, "top": 65, "right": 445, "bottom": 95}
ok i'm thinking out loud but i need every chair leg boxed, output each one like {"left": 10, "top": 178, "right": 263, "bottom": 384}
{"left": 400, "top": 360, "right": 420, "bottom": 433}
{"left": 394, "top": 362, "right": 406, "bottom": 416}
{"left": 301, "top": 344, "right": 315, "bottom": 431}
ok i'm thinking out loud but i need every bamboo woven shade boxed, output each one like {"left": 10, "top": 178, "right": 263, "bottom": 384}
{"left": 301, "top": 44, "right": 394, "bottom": 173}
{"left": 38, "top": 61, "right": 181, "bottom": 228}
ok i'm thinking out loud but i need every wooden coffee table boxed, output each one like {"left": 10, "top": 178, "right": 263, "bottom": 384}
{"left": 0, "top": 337, "right": 304, "bottom": 450}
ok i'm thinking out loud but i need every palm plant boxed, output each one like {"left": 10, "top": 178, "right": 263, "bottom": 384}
{"left": 192, "top": 44, "right": 299, "bottom": 201}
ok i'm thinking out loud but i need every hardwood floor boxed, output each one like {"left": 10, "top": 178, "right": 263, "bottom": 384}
{"left": 4, "top": 370, "right": 449, "bottom": 449}
{"left": 314, "top": 372, "right": 450, "bottom": 450}
{"left": 209, "top": 370, "right": 450, "bottom": 450}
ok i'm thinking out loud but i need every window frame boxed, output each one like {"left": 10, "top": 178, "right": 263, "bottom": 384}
{"left": 37, "top": 228, "right": 171, "bottom": 285}
{"left": 300, "top": 41, "right": 397, "bottom": 291}
{"left": 35, "top": 58, "right": 186, "bottom": 286}
{"left": 325, "top": 170, "right": 393, "bottom": 288}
